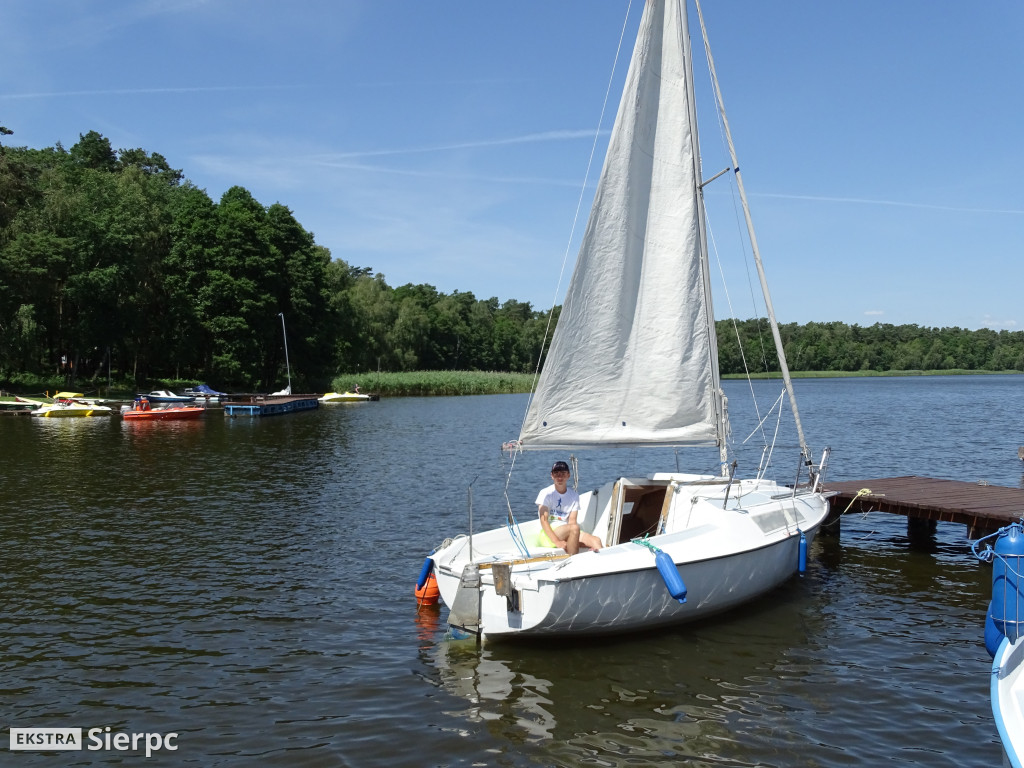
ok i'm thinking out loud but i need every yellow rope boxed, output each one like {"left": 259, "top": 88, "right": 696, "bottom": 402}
{"left": 841, "top": 488, "right": 876, "bottom": 516}
{"left": 824, "top": 488, "right": 878, "bottom": 530}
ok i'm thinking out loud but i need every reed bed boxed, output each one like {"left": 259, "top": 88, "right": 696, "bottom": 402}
{"left": 333, "top": 370, "right": 537, "bottom": 397}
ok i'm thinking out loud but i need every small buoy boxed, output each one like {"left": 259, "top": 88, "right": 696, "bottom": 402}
{"left": 415, "top": 573, "right": 440, "bottom": 606}
{"left": 798, "top": 531, "right": 808, "bottom": 573}
{"left": 986, "top": 600, "right": 1004, "bottom": 658}
{"left": 654, "top": 550, "right": 687, "bottom": 604}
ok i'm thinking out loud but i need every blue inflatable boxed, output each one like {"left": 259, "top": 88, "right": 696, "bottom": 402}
{"left": 655, "top": 550, "right": 687, "bottom": 604}
{"left": 986, "top": 600, "right": 1004, "bottom": 658}
{"left": 992, "top": 523, "right": 1024, "bottom": 643}
{"left": 416, "top": 556, "right": 434, "bottom": 590}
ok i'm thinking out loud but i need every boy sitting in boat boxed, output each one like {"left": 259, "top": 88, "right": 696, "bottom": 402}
{"left": 536, "top": 461, "right": 603, "bottom": 555}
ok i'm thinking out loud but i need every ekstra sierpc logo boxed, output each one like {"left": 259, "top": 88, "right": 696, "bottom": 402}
{"left": 10, "top": 727, "right": 179, "bottom": 757}
{"left": 9, "top": 728, "right": 82, "bottom": 751}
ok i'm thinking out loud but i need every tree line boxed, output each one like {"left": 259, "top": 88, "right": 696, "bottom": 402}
{"left": 719, "top": 318, "right": 1024, "bottom": 375}
{"left": 0, "top": 129, "right": 556, "bottom": 391}
{"left": 1, "top": 128, "right": 1022, "bottom": 392}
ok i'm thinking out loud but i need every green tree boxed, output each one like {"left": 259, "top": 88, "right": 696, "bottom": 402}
{"left": 69, "top": 130, "right": 117, "bottom": 172}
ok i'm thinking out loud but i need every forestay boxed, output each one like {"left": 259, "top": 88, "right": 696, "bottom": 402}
{"left": 518, "top": 0, "right": 724, "bottom": 451}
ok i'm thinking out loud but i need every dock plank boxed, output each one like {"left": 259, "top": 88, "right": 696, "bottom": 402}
{"left": 825, "top": 476, "right": 1024, "bottom": 538}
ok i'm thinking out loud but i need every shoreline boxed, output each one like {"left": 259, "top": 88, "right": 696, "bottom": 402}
{"left": 3, "top": 368, "right": 1020, "bottom": 403}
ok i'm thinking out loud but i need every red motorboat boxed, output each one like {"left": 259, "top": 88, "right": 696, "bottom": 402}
{"left": 122, "top": 396, "right": 205, "bottom": 421}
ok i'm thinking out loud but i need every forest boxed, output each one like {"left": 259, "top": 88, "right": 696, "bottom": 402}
{"left": 2, "top": 128, "right": 1023, "bottom": 393}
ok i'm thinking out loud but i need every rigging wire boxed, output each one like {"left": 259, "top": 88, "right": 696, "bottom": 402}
{"left": 706, "top": 220, "right": 770, "bottom": 452}
{"left": 694, "top": 0, "right": 813, "bottom": 467}
{"left": 695, "top": 0, "right": 803, "bottom": 480}
{"left": 696, "top": 10, "right": 775, "bottom": 460}
{"left": 501, "top": 1, "right": 637, "bottom": 555}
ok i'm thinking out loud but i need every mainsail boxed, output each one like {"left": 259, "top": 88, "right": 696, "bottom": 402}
{"left": 519, "top": 0, "right": 723, "bottom": 451}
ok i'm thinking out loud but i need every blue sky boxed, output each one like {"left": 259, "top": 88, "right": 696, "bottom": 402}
{"left": 2, "top": 1, "right": 1022, "bottom": 330}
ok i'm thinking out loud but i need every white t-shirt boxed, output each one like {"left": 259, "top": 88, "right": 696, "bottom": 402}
{"left": 535, "top": 484, "right": 580, "bottom": 527}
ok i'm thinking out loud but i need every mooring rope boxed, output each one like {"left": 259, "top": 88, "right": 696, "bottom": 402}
{"left": 821, "top": 488, "right": 877, "bottom": 539}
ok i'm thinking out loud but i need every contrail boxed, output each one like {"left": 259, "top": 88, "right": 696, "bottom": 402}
{"left": 314, "top": 160, "right": 584, "bottom": 187}
{"left": 317, "top": 130, "right": 601, "bottom": 160}
{"left": 756, "top": 192, "right": 1024, "bottom": 216}
{"left": 0, "top": 85, "right": 306, "bottom": 100}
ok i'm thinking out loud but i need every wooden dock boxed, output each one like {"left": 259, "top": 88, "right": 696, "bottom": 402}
{"left": 223, "top": 395, "right": 320, "bottom": 417}
{"left": 825, "top": 476, "right": 1024, "bottom": 540}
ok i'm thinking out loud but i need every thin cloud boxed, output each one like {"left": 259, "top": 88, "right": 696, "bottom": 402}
{"left": 982, "top": 317, "right": 1019, "bottom": 329}
{"left": 317, "top": 130, "right": 602, "bottom": 161}
{"left": 350, "top": 78, "right": 529, "bottom": 90}
{"left": 757, "top": 192, "right": 1024, "bottom": 216}
{"left": 0, "top": 85, "right": 307, "bottom": 100}
{"left": 315, "top": 160, "right": 587, "bottom": 188}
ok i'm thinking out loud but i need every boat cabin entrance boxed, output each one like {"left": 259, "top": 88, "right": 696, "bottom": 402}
{"left": 606, "top": 482, "right": 672, "bottom": 546}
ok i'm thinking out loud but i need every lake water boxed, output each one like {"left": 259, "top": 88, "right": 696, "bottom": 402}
{"left": 3, "top": 375, "right": 1023, "bottom": 766}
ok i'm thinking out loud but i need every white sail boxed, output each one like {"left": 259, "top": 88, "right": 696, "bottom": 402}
{"left": 519, "top": 0, "right": 722, "bottom": 451}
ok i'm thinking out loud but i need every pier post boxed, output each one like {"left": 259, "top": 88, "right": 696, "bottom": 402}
{"left": 906, "top": 516, "right": 937, "bottom": 548}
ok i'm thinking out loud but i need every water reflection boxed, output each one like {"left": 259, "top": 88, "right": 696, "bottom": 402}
{"left": 423, "top": 529, "right": 998, "bottom": 767}
{"left": 428, "top": 589, "right": 821, "bottom": 767}
{"left": 413, "top": 604, "right": 443, "bottom": 646}
{"left": 435, "top": 640, "right": 558, "bottom": 743}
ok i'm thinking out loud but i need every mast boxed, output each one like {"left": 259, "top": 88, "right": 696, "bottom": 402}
{"left": 681, "top": 0, "right": 729, "bottom": 473}
{"left": 278, "top": 312, "right": 292, "bottom": 393}
{"left": 693, "top": 0, "right": 813, "bottom": 467}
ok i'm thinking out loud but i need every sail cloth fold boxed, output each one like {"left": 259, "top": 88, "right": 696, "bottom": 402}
{"left": 519, "top": 0, "right": 722, "bottom": 451}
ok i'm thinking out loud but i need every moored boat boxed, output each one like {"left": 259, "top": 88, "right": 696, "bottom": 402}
{"left": 975, "top": 523, "right": 1024, "bottom": 767}
{"left": 11, "top": 395, "right": 46, "bottom": 411}
{"left": 30, "top": 393, "right": 114, "bottom": 418}
{"left": 992, "top": 637, "right": 1024, "bottom": 768}
{"left": 319, "top": 390, "right": 377, "bottom": 403}
{"left": 184, "top": 384, "right": 228, "bottom": 403}
{"left": 140, "top": 387, "right": 193, "bottom": 405}
{"left": 424, "top": 0, "right": 831, "bottom": 641}
{"left": 121, "top": 396, "right": 205, "bottom": 421}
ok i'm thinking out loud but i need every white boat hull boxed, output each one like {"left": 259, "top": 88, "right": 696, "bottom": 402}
{"left": 431, "top": 473, "right": 828, "bottom": 640}
{"left": 31, "top": 402, "right": 113, "bottom": 417}
{"left": 320, "top": 392, "right": 371, "bottom": 403}
{"left": 993, "top": 636, "right": 1024, "bottom": 768}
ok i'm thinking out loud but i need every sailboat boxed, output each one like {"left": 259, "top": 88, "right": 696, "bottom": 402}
{"left": 426, "top": 0, "right": 831, "bottom": 640}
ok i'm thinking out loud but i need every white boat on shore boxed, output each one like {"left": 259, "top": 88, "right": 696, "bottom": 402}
{"left": 184, "top": 384, "right": 228, "bottom": 403}
{"left": 424, "top": 0, "right": 830, "bottom": 641}
{"left": 141, "top": 389, "right": 194, "bottom": 403}
{"left": 319, "top": 391, "right": 375, "bottom": 403}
